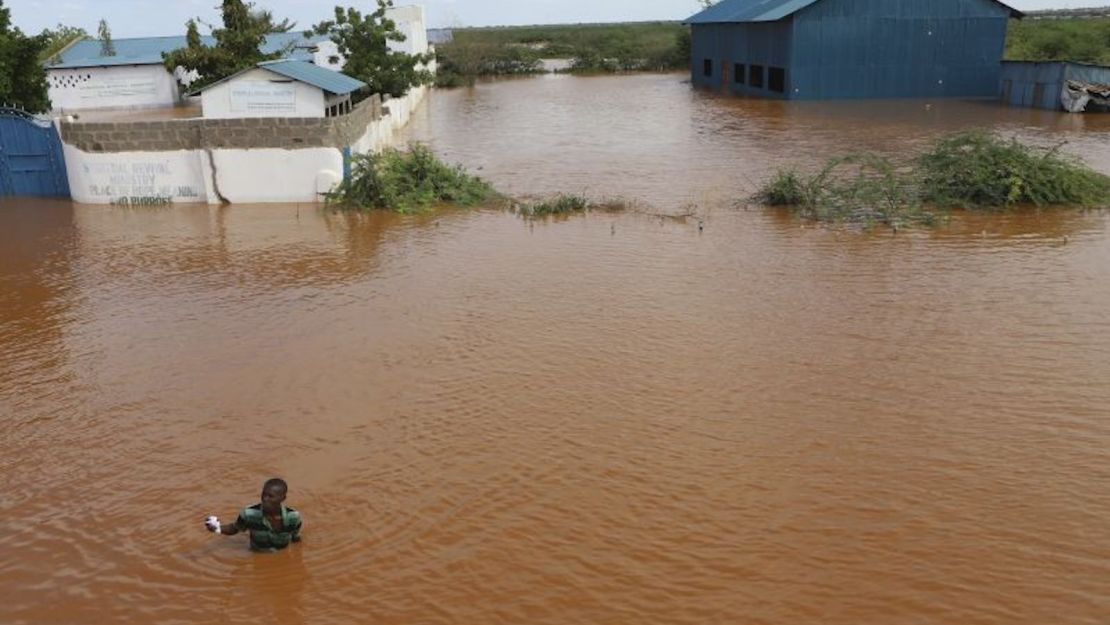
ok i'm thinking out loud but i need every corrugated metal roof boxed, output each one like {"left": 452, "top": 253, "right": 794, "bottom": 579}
{"left": 255, "top": 60, "right": 367, "bottom": 94}
{"left": 684, "top": 0, "right": 1023, "bottom": 24}
{"left": 46, "top": 32, "right": 329, "bottom": 69}
{"left": 190, "top": 60, "right": 366, "bottom": 96}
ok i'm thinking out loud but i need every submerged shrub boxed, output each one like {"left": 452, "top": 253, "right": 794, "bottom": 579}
{"left": 327, "top": 145, "right": 496, "bottom": 213}
{"left": 758, "top": 155, "right": 932, "bottom": 228}
{"left": 757, "top": 131, "right": 1110, "bottom": 227}
{"left": 917, "top": 131, "right": 1110, "bottom": 208}
{"left": 515, "top": 194, "right": 630, "bottom": 217}
{"left": 758, "top": 170, "right": 808, "bottom": 206}
{"left": 518, "top": 194, "right": 589, "bottom": 216}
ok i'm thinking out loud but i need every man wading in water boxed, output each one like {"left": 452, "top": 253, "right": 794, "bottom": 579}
{"left": 205, "top": 478, "right": 302, "bottom": 551}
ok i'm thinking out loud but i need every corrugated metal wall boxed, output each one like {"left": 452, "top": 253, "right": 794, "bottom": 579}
{"left": 691, "top": 22, "right": 793, "bottom": 97}
{"left": 791, "top": 0, "right": 1009, "bottom": 99}
{"left": 1000, "top": 61, "right": 1110, "bottom": 110}
{"left": 692, "top": 0, "right": 1011, "bottom": 100}
{"left": 0, "top": 110, "right": 71, "bottom": 198}
{"left": 1065, "top": 63, "right": 1110, "bottom": 86}
{"left": 999, "top": 61, "right": 1066, "bottom": 109}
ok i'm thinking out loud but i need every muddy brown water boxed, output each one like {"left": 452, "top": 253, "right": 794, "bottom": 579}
{"left": 2, "top": 74, "right": 1109, "bottom": 625}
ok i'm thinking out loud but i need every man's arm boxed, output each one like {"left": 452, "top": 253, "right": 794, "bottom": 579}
{"left": 205, "top": 514, "right": 246, "bottom": 536}
{"left": 289, "top": 513, "right": 302, "bottom": 542}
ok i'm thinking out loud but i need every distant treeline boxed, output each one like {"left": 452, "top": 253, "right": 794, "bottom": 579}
{"left": 1006, "top": 17, "right": 1110, "bottom": 65}
{"left": 1024, "top": 6, "right": 1110, "bottom": 19}
{"left": 435, "top": 18, "right": 1110, "bottom": 87}
{"left": 435, "top": 22, "right": 688, "bottom": 86}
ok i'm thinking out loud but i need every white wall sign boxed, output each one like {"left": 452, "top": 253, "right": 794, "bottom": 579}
{"left": 64, "top": 149, "right": 209, "bottom": 205}
{"left": 229, "top": 81, "right": 297, "bottom": 113}
{"left": 80, "top": 77, "right": 159, "bottom": 100}
{"left": 49, "top": 65, "right": 180, "bottom": 111}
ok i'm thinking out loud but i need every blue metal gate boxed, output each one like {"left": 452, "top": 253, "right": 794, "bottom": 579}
{"left": 0, "top": 107, "right": 70, "bottom": 198}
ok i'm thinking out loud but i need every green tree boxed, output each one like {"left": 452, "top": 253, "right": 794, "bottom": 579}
{"left": 312, "top": 0, "right": 433, "bottom": 99}
{"left": 163, "top": 0, "right": 289, "bottom": 91}
{"left": 39, "top": 23, "right": 87, "bottom": 63}
{"left": 97, "top": 18, "right": 115, "bottom": 56}
{"left": 185, "top": 18, "right": 202, "bottom": 50}
{"left": 0, "top": 1, "right": 50, "bottom": 112}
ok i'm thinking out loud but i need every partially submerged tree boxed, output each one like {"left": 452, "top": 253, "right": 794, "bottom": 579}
{"left": 0, "top": 1, "right": 51, "bottom": 112}
{"left": 163, "top": 0, "right": 290, "bottom": 91}
{"left": 97, "top": 18, "right": 115, "bottom": 56}
{"left": 312, "top": 0, "right": 433, "bottom": 99}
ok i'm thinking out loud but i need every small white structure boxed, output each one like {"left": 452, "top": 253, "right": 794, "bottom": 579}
{"left": 386, "top": 5, "right": 430, "bottom": 56}
{"left": 194, "top": 60, "right": 367, "bottom": 119}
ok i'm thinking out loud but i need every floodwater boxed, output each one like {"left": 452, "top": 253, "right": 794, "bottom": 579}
{"left": 2, "top": 73, "right": 1109, "bottom": 625}
{"left": 73, "top": 103, "right": 202, "bottom": 121}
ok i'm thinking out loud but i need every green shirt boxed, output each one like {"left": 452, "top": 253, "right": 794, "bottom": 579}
{"left": 234, "top": 503, "right": 302, "bottom": 551}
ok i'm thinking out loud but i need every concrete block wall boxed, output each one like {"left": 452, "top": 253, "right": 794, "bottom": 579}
{"left": 60, "top": 95, "right": 384, "bottom": 153}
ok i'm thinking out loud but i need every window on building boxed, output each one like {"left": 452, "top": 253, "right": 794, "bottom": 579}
{"left": 768, "top": 67, "right": 786, "bottom": 93}
{"left": 734, "top": 63, "right": 746, "bottom": 85}
{"left": 703, "top": 59, "right": 713, "bottom": 77}
{"left": 749, "top": 65, "right": 764, "bottom": 89}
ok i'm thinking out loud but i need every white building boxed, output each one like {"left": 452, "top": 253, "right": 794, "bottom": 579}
{"left": 194, "top": 60, "right": 367, "bottom": 119}
{"left": 45, "top": 5, "right": 431, "bottom": 113}
{"left": 45, "top": 33, "right": 329, "bottom": 112}
{"left": 54, "top": 5, "right": 435, "bottom": 205}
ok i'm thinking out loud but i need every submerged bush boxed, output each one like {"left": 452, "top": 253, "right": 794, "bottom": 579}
{"left": 917, "top": 131, "right": 1110, "bottom": 208}
{"left": 327, "top": 145, "right": 496, "bottom": 213}
{"left": 758, "top": 170, "right": 808, "bottom": 206}
{"left": 517, "top": 194, "right": 589, "bottom": 216}
{"left": 435, "top": 41, "right": 543, "bottom": 87}
{"left": 763, "top": 155, "right": 932, "bottom": 227}
{"left": 515, "top": 194, "right": 630, "bottom": 217}
{"left": 757, "top": 131, "right": 1110, "bottom": 227}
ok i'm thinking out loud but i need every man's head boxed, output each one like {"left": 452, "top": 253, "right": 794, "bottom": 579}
{"left": 260, "top": 477, "right": 288, "bottom": 514}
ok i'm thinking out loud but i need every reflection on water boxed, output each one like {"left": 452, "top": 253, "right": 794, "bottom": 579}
{"left": 73, "top": 103, "right": 203, "bottom": 121}
{"left": 2, "top": 74, "right": 1110, "bottom": 625}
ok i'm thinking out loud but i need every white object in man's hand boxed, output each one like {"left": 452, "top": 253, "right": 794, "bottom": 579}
{"left": 205, "top": 515, "right": 221, "bottom": 534}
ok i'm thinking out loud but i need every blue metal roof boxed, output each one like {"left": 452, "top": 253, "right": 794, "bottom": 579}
{"left": 190, "top": 60, "right": 366, "bottom": 96}
{"left": 46, "top": 32, "right": 329, "bottom": 69}
{"left": 255, "top": 60, "right": 366, "bottom": 94}
{"left": 684, "top": 0, "right": 1023, "bottom": 24}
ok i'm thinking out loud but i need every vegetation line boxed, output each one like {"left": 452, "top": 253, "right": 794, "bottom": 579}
{"left": 326, "top": 145, "right": 496, "bottom": 213}
{"left": 756, "top": 132, "right": 1110, "bottom": 228}
{"left": 434, "top": 22, "right": 689, "bottom": 87}
{"left": 326, "top": 145, "right": 631, "bottom": 218}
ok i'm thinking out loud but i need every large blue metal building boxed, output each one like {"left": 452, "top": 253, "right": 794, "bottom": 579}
{"left": 686, "top": 0, "right": 1023, "bottom": 99}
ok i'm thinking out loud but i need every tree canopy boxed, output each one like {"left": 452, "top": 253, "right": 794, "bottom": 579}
{"left": 163, "top": 0, "right": 292, "bottom": 91}
{"left": 39, "top": 23, "right": 87, "bottom": 64}
{"left": 0, "top": 1, "right": 50, "bottom": 112}
{"left": 312, "top": 0, "right": 433, "bottom": 99}
{"left": 164, "top": 0, "right": 432, "bottom": 100}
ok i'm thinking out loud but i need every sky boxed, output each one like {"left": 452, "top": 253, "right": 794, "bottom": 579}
{"left": 7, "top": 0, "right": 1106, "bottom": 38}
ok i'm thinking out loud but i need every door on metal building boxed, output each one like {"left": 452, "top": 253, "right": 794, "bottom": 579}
{"left": 0, "top": 107, "right": 71, "bottom": 198}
